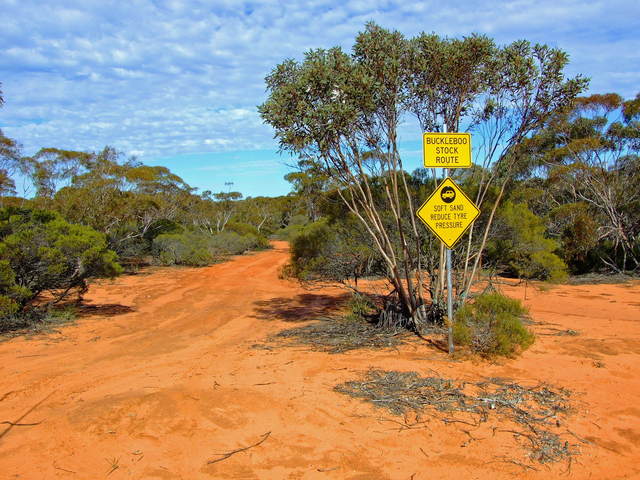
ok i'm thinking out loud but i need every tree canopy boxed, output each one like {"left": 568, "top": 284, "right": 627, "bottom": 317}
{"left": 260, "top": 22, "right": 587, "bottom": 327}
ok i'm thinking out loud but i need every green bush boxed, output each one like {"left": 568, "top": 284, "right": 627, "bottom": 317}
{"left": 289, "top": 218, "right": 383, "bottom": 284}
{"left": 453, "top": 292, "right": 534, "bottom": 357}
{"left": 152, "top": 230, "right": 269, "bottom": 266}
{"left": 271, "top": 223, "right": 306, "bottom": 241}
{"left": 212, "top": 231, "right": 270, "bottom": 252}
{"left": 225, "top": 222, "right": 261, "bottom": 237}
{"left": 488, "top": 202, "right": 568, "bottom": 282}
{"left": 345, "top": 293, "right": 376, "bottom": 322}
{"left": 271, "top": 214, "right": 310, "bottom": 240}
{"left": 152, "top": 231, "right": 216, "bottom": 266}
{"left": 0, "top": 207, "right": 122, "bottom": 314}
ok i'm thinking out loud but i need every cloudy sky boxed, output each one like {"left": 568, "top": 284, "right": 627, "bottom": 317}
{"left": 1, "top": 0, "right": 638, "bottom": 197}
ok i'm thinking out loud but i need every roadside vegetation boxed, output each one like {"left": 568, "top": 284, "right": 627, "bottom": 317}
{"left": 259, "top": 23, "right": 640, "bottom": 355}
{"left": 0, "top": 24, "right": 638, "bottom": 348}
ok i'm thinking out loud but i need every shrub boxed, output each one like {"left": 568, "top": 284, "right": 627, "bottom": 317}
{"left": 453, "top": 292, "right": 534, "bottom": 357}
{"left": 488, "top": 202, "right": 568, "bottom": 282}
{"left": 344, "top": 292, "right": 376, "bottom": 322}
{"left": 0, "top": 207, "right": 122, "bottom": 313}
{"left": 152, "top": 231, "right": 216, "bottom": 266}
{"left": 152, "top": 230, "right": 269, "bottom": 266}
{"left": 225, "top": 221, "right": 261, "bottom": 237}
{"left": 212, "top": 231, "right": 270, "bottom": 252}
{"left": 271, "top": 223, "right": 306, "bottom": 241}
{"left": 271, "top": 214, "right": 310, "bottom": 240}
{"left": 289, "top": 218, "right": 384, "bottom": 284}
{"left": 0, "top": 307, "right": 75, "bottom": 335}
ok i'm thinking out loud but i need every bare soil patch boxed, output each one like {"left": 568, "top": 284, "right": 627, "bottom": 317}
{"left": 0, "top": 241, "right": 638, "bottom": 479}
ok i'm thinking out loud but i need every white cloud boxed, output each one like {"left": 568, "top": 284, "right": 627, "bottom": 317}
{"left": 0, "top": 0, "right": 638, "bottom": 178}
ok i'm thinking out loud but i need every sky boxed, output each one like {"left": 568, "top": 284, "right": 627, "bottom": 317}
{"left": 1, "top": 0, "right": 639, "bottom": 198}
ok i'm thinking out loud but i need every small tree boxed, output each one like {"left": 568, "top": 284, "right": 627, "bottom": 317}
{"left": 527, "top": 93, "right": 640, "bottom": 272}
{"left": 260, "top": 23, "right": 586, "bottom": 329}
{"left": 0, "top": 208, "right": 122, "bottom": 315}
{"left": 487, "top": 201, "right": 567, "bottom": 282}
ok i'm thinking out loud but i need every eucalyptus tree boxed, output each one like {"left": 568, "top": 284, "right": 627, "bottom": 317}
{"left": 48, "top": 147, "right": 195, "bottom": 255}
{"left": 260, "top": 23, "right": 586, "bottom": 328}
{"left": 527, "top": 93, "right": 640, "bottom": 271}
{"left": 0, "top": 83, "right": 29, "bottom": 198}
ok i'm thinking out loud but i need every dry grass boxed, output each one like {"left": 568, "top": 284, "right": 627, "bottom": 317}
{"left": 335, "top": 369, "right": 580, "bottom": 465}
{"left": 270, "top": 317, "right": 415, "bottom": 354}
{"left": 567, "top": 272, "right": 636, "bottom": 285}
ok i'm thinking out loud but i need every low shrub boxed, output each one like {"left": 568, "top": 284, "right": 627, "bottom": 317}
{"left": 0, "top": 207, "right": 122, "bottom": 315}
{"left": 208, "top": 231, "right": 264, "bottom": 255}
{"left": 225, "top": 222, "right": 260, "bottom": 237}
{"left": 0, "top": 307, "right": 75, "bottom": 336}
{"left": 271, "top": 214, "right": 309, "bottom": 241}
{"left": 344, "top": 292, "right": 376, "bottom": 322}
{"left": 487, "top": 202, "right": 568, "bottom": 282}
{"left": 453, "top": 292, "right": 534, "bottom": 357}
{"left": 271, "top": 223, "right": 305, "bottom": 241}
{"left": 289, "top": 219, "right": 384, "bottom": 284}
{"left": 152, "top": 231, "right": 216, "bottom": 266}
{"left": 152, "top": 230, "right": 269, "bottom": 266}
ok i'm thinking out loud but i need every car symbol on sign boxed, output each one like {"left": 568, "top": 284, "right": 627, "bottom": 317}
{"left": 440, "top": 186, "right": 456, "bottom": 203}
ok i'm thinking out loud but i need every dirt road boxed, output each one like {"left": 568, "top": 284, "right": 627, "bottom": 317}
{"left": 1, "top": 242, "right": 639, "bottom": 479}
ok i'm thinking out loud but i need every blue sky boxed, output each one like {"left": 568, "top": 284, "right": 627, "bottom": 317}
{"left": 1, "top": 0, "right": 639, "bottom": 197}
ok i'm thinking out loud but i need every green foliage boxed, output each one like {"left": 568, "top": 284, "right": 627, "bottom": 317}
{"left": 152, "top": 232, "right": 215, "bottom": 266}
{"left": 549, "top": 202, "right": 600, "bottom": 273}
{"left": 0, "top": 207, "right": 122, "bottom": 315}
{"left": 289, "top": 218, "right": 383, "bottom": 285}
{"left": 271, "top": 224, "right": 305, "bottom": 241}
{"left": 152, "top": 230, "right": 268, "bottom": 267}
{"left": 225, "top": 221, "right": 261, "bottom": 237}
{"left": 0, "top": 307, "right": 75, "bottom": 335}
{"left": 289, "top": 220, "right": 334, "bottom": 280}
{"left": 209, "top": 231, "right": 269, "bottom": 252}
{"left": 488, "top": 202, "right": 568, "bottom": 282}
{"left": 345, "top": 293, "right": 376, "bottom": 322}
{"left": 453, "top": 292, "right": 534, "bottom": 356}
{"left": 271, "top": 214, "right": 310, "bottom": 240}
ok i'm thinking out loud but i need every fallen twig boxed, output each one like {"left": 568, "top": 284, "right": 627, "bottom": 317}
{"left": 0, "top": 420, "right": 42, "bottom": 426}
{"left": 105, "top": 457, "right": 119, "bottom": 476}
{"left": 207, "top": 431, "right": 271, "bottom": 465}
{"left": 0, "top": 390, "right": 55, "bottom": 441}
{"left": 486, "top": 457, "right": 539, "bottom": 472}
{"left": 53, "top": 463, "right": 77, "bottom": 474}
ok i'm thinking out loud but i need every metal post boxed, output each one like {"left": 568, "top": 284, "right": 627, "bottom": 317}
{"left": 446, "top": 246, "right": 454, "bottom": 354}
{"left": 442, "top": 122, "right": 454, "bottom": 354}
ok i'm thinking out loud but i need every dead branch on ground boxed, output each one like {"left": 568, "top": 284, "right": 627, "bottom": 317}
{"left": 207, "top": 431, "right": 271, "bottom": 465}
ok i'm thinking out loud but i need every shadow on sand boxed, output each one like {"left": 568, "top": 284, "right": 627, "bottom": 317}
{"left": 75, "top": 302, "right": 136, "bottom": 318}
{"left": 252, "top": 293, "right": 351, "bottom": 323}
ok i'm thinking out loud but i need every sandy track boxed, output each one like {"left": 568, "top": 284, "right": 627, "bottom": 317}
{"left": 0, "top": 241, "right": 639, "bottom": 479}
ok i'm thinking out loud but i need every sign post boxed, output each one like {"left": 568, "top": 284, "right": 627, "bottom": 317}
{"left": 419, "top": 127, "right": 479, "bottom": 354}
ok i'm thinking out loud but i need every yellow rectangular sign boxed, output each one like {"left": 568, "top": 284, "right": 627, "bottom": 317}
{"left": 423, "top": 132, "right": 472, "bottom": 168}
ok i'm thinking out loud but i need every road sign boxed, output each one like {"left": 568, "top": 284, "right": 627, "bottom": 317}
{"left": 416, "top": 177, "right": 480, "bottom": 249}
{"left": 423, "top": 132, "right": 472, "bottom": 168}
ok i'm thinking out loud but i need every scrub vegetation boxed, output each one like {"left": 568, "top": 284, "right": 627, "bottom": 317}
{"left": 0, "top": 23, "right": 639, "bottom": 351}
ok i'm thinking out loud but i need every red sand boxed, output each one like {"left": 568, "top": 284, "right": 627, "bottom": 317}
{"left": 1, "top": 241, "right": 639, "bottom": 479}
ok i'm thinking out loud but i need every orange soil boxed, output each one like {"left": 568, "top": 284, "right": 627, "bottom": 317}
{"left": 1, "top": 241, "right": 639, "bottom": 479}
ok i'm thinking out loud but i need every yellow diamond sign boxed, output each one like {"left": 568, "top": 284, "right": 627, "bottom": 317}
{"left": 417, "top": 177, "right": 480, "bottom": 249}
